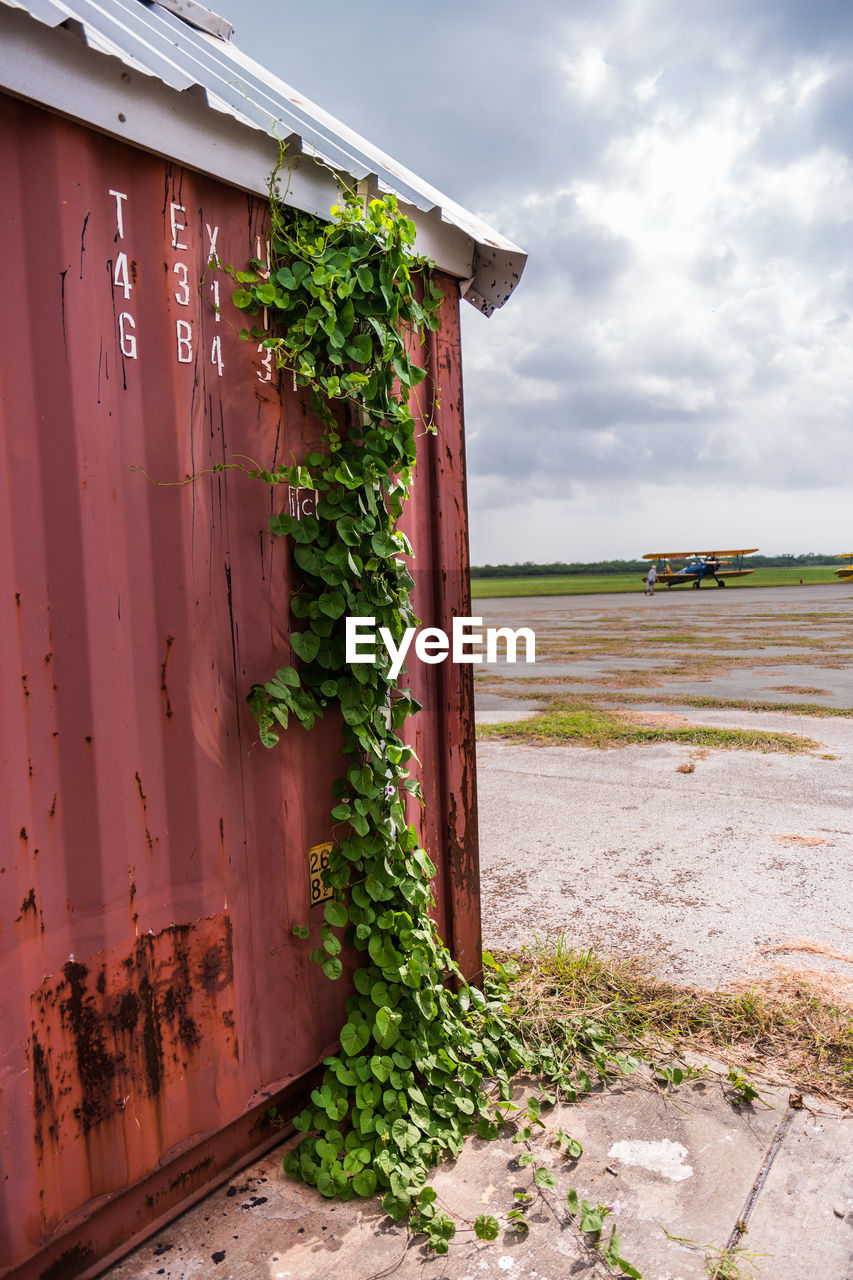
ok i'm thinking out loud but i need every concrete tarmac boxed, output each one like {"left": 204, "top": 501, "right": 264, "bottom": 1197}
{"left": 475, "top": 582, "right": 853, "bottom": 991}
{"left": 103, "top": 1073, "right": 853, "bottom": 1280}
{"left": 477, "top": 723, "right": 853, "bottom": 988}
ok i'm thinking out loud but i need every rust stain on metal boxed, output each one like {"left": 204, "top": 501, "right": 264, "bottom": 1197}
{"left": 31, "top": 1031, "right": 57, "bottom": 1155}
{"left": 134, "top": 770, "right": 154, "bottom": 850}
{"left": 160, "top": 633, "right": 175, "bottom": 719}
{"left": 29, "top": 917, "right": 237, "bottom": 1146}
{"left": 38, "top": 1243, "right": 96, "bottom": 1280}
{"left": 197, "top": 919, "right": 233, "bottom": 995}
{"left": 60, "top": 959, "right": 120, "bottom": 1131}
{"left": 168, "top": 1155, "right": 214, "bottom": 1195}
{"left": 16, "top": 887, "right": 38, "bottom": 920}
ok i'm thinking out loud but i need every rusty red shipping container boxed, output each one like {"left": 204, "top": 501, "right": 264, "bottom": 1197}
{"left": 0, "top": 3, "right": 527, "bottom": 1277}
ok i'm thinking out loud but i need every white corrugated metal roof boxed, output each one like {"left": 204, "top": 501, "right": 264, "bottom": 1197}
{"left": 0, "top": 0, "right": 525, "bottom": 312}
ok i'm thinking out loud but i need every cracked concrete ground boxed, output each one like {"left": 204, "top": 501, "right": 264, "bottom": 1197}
{"left": 102, "top": 1072, "right": 853, "bottom": 1280}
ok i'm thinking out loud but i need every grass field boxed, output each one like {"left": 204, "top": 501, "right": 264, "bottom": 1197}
{"left": 472, "top": 565, "right": 842, "bottom": 598}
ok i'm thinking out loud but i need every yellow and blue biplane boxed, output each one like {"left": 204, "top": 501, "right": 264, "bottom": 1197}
{"left": 836, "top": 554, "right": 853, "bottom": 583}
{"left": 641, "top": 548, "right": 759, "bottom": 589}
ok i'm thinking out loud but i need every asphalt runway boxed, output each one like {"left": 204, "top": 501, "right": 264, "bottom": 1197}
{"left": 474, "top": 583, "right": 853, "bottom": 991}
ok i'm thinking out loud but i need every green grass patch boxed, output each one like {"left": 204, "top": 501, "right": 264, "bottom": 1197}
{"left": 627, "top": 693, "right": 853, "bottom": 719}
{"left": 473, "top": 565, "right": 843, "bottom": 599}
{"left": 550, "top": 690, "right": 853, "bottom": 720}
{"left": 477, "top": 682, "right": 853, "bottom": 722}
{"left": 508, "top": 938, "right": 853, "bottom": 1106}
{"left": 491, "top": 691, "right": 850, "bottom": 721}
{"left": 477, "top": 701, "right": 815, "bottom": 751}
{"left": 473, "top": 572, "right": 644, "bottom": 597}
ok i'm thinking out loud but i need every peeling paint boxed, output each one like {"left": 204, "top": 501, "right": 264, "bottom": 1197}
{"left": 29, "top": 917, "right": 237, "bottom": 1144}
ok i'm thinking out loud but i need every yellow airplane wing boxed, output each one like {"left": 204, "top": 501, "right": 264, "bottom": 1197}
{"left": 642, "top": 548, "right": 758, "bottom": 560}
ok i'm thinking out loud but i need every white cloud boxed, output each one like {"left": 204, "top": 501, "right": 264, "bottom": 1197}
{"left": 561, "top": 46, "right": 612, "bottom": 99}
{"left": 634, "top": 71, "right": 662, "bottom": 103}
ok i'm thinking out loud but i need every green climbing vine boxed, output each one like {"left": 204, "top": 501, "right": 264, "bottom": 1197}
{"left": 229, "top": 177, "right": 534, "bottom": 1225}
{"left": 226, "top": 171, "right": 640, "bottom": 1274}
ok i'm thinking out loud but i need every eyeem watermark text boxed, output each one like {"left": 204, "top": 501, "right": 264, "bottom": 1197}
{"left": 345, "top": 616, "right": 536, "bottom": 679}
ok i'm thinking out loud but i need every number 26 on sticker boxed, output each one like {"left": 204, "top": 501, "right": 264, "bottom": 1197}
{"left": 308, "top": 842, "right": 334, "bottom": 906}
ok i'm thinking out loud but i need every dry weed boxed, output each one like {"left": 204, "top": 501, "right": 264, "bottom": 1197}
{"left": 505, "top": 941, "right": 853, "bottom": 1106}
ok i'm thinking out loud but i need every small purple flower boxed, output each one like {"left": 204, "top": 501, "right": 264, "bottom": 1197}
{"left": 385, "top": 782, "right": 396, "bottom": 798}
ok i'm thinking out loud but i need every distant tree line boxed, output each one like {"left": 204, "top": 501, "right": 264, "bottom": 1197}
{"left": 470, "top": 554, "right": 839, "bottom": 578}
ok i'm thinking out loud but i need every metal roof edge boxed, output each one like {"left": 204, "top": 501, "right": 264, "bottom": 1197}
{"left": 0, "top": 1, "right": 526, "bottom": 312}
{"left": 150, "top": 0, "right": 233, "bottom": 42}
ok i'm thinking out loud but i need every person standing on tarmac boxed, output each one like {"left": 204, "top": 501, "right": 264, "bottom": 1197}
{"left": 645, "top": 564, "right": 657, "bottom": 596}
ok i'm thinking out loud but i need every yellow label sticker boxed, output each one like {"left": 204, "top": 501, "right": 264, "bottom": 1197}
{"left": 308, "top": 842, "right": 334, "bottom": 907}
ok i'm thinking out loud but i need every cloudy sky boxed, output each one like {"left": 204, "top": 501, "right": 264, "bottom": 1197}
{"left": 213, "top": 0, "right": 853, "bottom": 562}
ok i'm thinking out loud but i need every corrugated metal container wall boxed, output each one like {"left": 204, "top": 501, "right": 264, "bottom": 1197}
{"left": 0, "top": 93, "right": 479, "bottom": 1280}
